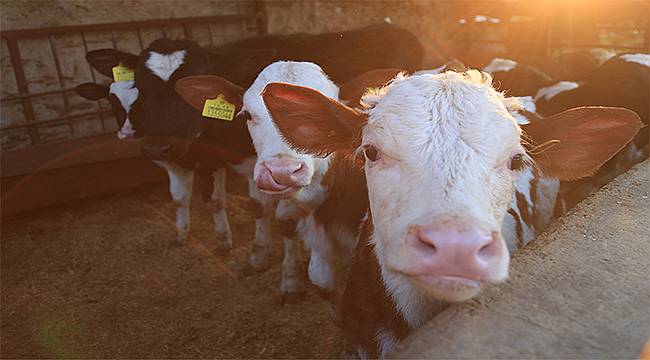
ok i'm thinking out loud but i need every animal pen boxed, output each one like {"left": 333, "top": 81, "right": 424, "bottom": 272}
{"left": 1, "top": 1, "right": 648, "bottom": 358}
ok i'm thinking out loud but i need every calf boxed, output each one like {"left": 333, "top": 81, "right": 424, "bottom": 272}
{"left": 175, "top": 63, "right": 396, "bottom": 295}
{"left": 483, "top": 57, "right": 555, "bottom": 97}
{"left": 262, "top": 71, "right": 642, "bottom": 357}
{"left": 535, "top": 53, "right": 650, "bottom": 213}
{"left": 76, "top": 28, "right": 422, "bottom": 298}
{"left": 214, "top": 22, "right": 423, "bottom": 85}
{"left": 76, "top": 40, "right": 294, "bottom": 295}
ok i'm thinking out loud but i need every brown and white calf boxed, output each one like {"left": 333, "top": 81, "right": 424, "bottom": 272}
{"left": 175, "top": 63, "right": 402, "bottom": 294}
{"left": 262, "top": 71, "right": 642, "bottom": 357}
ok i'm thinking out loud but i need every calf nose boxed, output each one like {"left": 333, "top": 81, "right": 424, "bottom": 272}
{"left": 409, "top": 225, "right": 501, "bottom": 280}
{"left": 142, "top": 143, "right": 173, "bottom": 159}
{"left": 263, "top": 159, "right": 309, "bottom": 187}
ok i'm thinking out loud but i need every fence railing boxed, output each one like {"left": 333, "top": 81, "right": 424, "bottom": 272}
{"left": 1, "top": 8, "right": 267, "bottom": 151}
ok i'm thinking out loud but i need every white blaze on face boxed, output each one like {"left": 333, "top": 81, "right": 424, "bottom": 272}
{"left": 534, "top": 81, "right": 580, "bottom": 102}
{"left": 243, "top": 61, "right": 339, "bottom": 198}
{"left": 620, "top": 53, "right": 650, "bottom": 68}
{"left": 109, "top": 80, "right": 139, "bottom": 139}
{"left": 361, "top": 71, "right": 525, "bottom": 304}
{"left": 483, "top": 58, "right": 517, "bottom": 73}
{"left": 145, "top": 50, "right": 186, "bottom": 82}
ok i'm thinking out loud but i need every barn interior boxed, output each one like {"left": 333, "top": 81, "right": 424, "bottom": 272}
{"left": 1, "top": 1, "right": 648, "bottom": 358}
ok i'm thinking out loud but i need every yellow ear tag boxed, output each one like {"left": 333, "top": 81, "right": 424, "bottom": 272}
{"left": 202, "top": 94, "right": 236, "bottom": 121}
{"left": 112, "top": 64, "right": 134, "bottom": 82}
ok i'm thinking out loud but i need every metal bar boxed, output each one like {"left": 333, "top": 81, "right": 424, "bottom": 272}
{"left": 2, "top": 86, "right": 93, "bottom": 102}
{"left": 254, "top": 1, "right": 268, "bottom": 36}
{"left": 5, "top": 37, "right": 40, "bottom": 144}
{"left": 0, "top": 14, "right": 257, "bottom": 40}
{"left": 110, "top": 29, "right": 117, "bottom": 49}
{"left": 80, "top": 31, "right": 106, "bottom": 132}
{"left": 207, "top": 23, "right": 215, "bottom": 46}
{"left": 48, "top": 35, "right": 75, "bottom": 135}
{"left": 136, "top": 27, "right": 144, "bottom": 50}
{"left": 2, "top": 109, "right": 113, "bottom": 131}
{"left": 241, "top": 18, "right": 248, "bottom": 38}
{"left": 183, "top": 23, "right": 192, "bottom": 39}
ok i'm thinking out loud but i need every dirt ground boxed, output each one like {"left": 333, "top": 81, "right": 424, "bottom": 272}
{"left": 1, "top": 172, "right": 343, "bottom": 358}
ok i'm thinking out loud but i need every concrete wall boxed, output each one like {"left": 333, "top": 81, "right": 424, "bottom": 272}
{"left": 1, "top": 1, "right": 452, "bottom": 152}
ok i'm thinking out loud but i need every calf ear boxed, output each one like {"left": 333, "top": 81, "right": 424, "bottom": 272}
{"left": 86, "top": 49, "right": 139, "bottom": 78}
{"left": 442, "top": 59, "right": 467, "bottom": 72}
{"left": 262, "top": 82, "right": 367, "bottom": 156}
{"left": 523, "top": 106, "right": 643, "bottom": 180}
{"left": 75, "top": 82, "right": 108, "bottom": 100}
{"left": 339, "top": 68, "right": 401, "bottom": 108}
{"left": 174, "top": 75, "right": 244, "bottom": 113}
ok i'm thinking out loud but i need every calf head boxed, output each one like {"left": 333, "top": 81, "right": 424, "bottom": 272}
{"left": 263, "top": 71, "right": 642, "bottom": 304}
{"left": 484, "top": 58, "right": 554, "bottom": 97}
{"left": 76, "top": 49, "right": 141, "bottom": 139}
{"left": 243, "top": 62, "right": 340, "bottom": 198}
{"left": 136, "top": 39, "right": 275, "bottom": 160}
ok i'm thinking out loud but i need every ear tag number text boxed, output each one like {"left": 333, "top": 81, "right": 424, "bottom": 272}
{"left": 202, "top": 94, "right": 235, "bottom": 121}
{"left": 112, "top": 64, "right": 135, "bottom": 82}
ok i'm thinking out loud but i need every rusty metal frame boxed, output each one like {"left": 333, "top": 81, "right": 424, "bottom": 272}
{"left": 1, "top": 9, "right": 267, "bottom": 148}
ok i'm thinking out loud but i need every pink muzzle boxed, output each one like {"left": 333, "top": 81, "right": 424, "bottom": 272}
{"left": 256, "top": 157, "right": 310, "bottom": 195}
{"left": 405, "top": 221, "right": 504, "bottom": 282}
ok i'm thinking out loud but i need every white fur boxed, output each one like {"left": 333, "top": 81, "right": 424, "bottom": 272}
{"left": 145, "top": 50, "right": 186, "bottom": 82}
{"left": 590, "top": 48, "right": 616, "bottom": 65}
{"left": 276, "top": 200, "right": 306, "bottom": 294}
{"left": 620, "top": 53, "right": 650, "bottom": 68}
{"left": 155, "top": 160, "right": 194, "bottom": 243}
{"left": 474, "top": 15, "right": 487, "bottom": 22}
{"left": 358, "top": 71, "right": 522, "bottom": 322}
{"left": 247, "top": 175, "right": 276, "bottom": 270}
{"left": 211, "top": 168, "right": 232, "bottom": 248}
{"left": 109, "top": 80, "right": 139, "bottom": 139}
{"left": 413, "top": 64, "right": 447, "bottom": 76}
{"left": 299, "top": 213, "right": 335, "bottom": 290}
{"left": 534, "top": 81, "right": 580, "bottom": 102}
{"left": 483, "top": 58, "right": 517, "bottom": 73}
{"left": 511, "top": 96, "right": 536, "bottom": 125}
{"left": 376, "top": 329, "right": 399, "bottom": 358}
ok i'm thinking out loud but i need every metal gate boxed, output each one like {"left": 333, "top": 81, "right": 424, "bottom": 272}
{"left": 1, "top": 5, "right": 267, "bottom": 152}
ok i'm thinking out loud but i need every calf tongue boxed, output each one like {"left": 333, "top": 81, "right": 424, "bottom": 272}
{"left": 256, "top": 169, "right": 290, "bottom": 193}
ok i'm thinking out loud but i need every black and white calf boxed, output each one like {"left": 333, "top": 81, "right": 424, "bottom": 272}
{"left": 535, "top": 53, "right": 650, "bottom": 213}
{"left": 75, "top": 40, "right": 295, "bottom": 295}
{"left": 75, "top": 49, "right": 142, "bottom": 140}
{"left": 482, "top": 57, "right": 555, "bottom": 97}
{"left": 261, "top": 71, "right": 642, "bottom": 357}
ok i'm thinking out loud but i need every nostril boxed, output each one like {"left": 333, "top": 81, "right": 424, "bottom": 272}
{"left": 477, "top": 234, "right": 498, "bottom": 258}
{"left": 292, "top": 162, "right": 306, "bottom": 174}
{"left": 415, "top": 233, "right": 437, "bottom": 255}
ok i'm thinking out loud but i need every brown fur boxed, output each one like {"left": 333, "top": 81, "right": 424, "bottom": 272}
{"left": 337, "top": 216, "right": 410, "bottom": 358}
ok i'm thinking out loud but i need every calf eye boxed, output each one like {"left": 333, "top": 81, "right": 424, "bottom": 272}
{"left": 236, "top": 111, "right": 251, "bottom": 122}
{"left": 508, "top": 154, "right": 526, "bottom": 171}
{"left": 364, "top": 145, "right": 380, "bottom": 162}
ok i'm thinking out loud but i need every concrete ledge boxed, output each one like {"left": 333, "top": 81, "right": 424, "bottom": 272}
{"left": 391, "top": 160, "right": 649, "bottom": 359}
